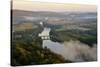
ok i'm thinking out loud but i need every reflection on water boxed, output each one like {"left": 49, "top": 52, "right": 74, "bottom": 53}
{"left": 43, "top": 40, "right": 84, "bottom": 62}
{"left": 39, "top": 27, "right": 97, "bottom": 62}
{"left": 43, "top": 39, "right": 97, "bottom": 62}
{"left": 43, "top": 40, "right": 65, "bottom": 56}
{"left": 39, "top": 27, "right": 70, "bottom": 61}
{"left": 39, "top": 27, "right": 65, "bottom": 56}
{"left": 39, "top": 27, "right": 82, "bottom": 61}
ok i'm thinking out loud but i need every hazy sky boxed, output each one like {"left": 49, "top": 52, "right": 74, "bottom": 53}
{"left": 12, "top": 0, "right": 97, "bottom": 12}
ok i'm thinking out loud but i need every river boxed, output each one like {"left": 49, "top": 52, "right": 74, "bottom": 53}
{"left": 38, "top": 27, "right": 97, "bottom": 62}
{"left": 38, "top": 27, "right": 66, "bottom": 57}
{"left": 38, "top": 27, "right": 81, "bottom": 61}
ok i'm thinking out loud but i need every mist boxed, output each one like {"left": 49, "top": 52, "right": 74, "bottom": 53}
{"left": 63, "top": 40, "right": 97, "bottom": 62}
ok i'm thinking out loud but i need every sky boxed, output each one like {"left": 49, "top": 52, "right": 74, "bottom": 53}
{"left": 12, "top": 0, "right": 97, "bottom": 12}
